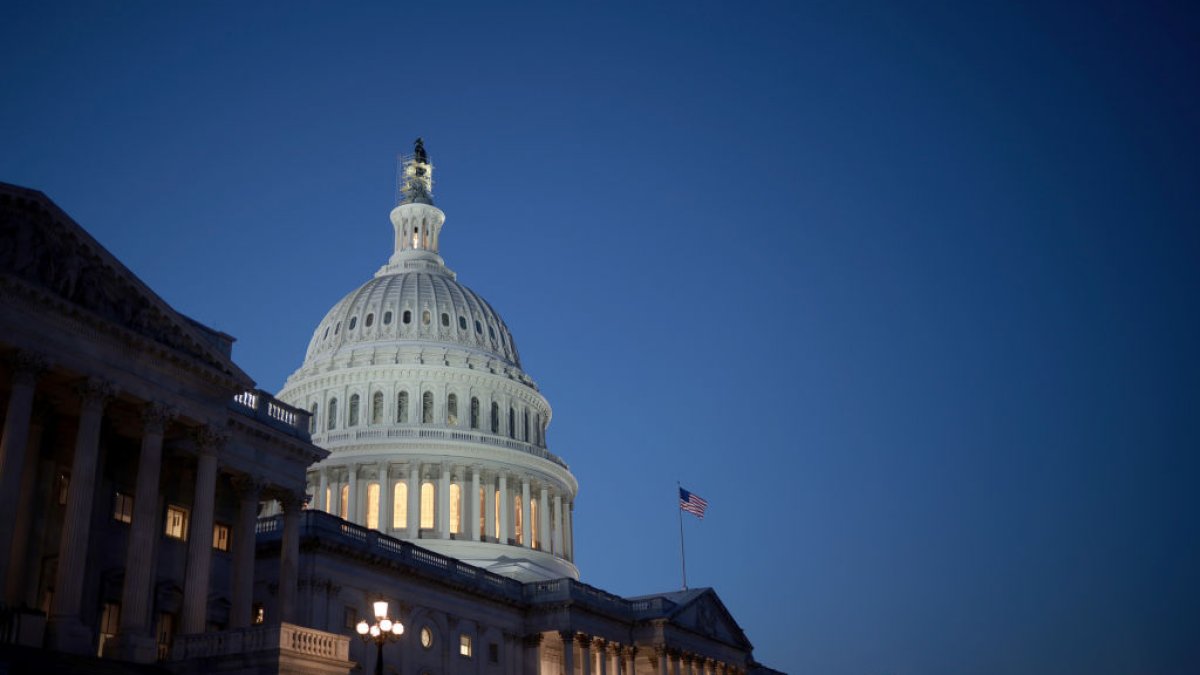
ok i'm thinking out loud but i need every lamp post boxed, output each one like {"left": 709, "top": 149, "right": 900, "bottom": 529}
{"left": 356, "top": 600, "right": 405, "bottom": 675}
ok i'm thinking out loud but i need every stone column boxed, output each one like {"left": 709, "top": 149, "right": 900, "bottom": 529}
{"left": 378, "top": 462, "right": 392, "bottom": 534}
{"left": 521, "top": 478, "right": 532, "bottom": 547}
{"left": 470, "top": 465, "right": 481, "bottom": 541}
{"left": 523, "top": 633, "right": 543, "bottom": 675}
{"left": 5, "top": 403, "right": 47, "bottom": 605}
{"left": 560, "top": 631, "right": 576, "bottom": 675}
{"left": 498, "top": 472, "right": 509, "bottom": 543}
{"left": 181, "top": 429, "right": 224, "bottom": 635}
{"left": 539, "top": 486, "right": 550, "bottom": 551}
{"left": 112, "top": 403, "right": 175, "bottom": 661}
{"left": 565, "top": 501, "right": 574, "bottom": 561}
{"left": 316, "top": 468, "right": 328, "bottom": 512}
{"left": 682, "top": 655, "right": 693, "bottom": 675}
{"left": 578, "top": 635, "right": 593, "bottom": 675}
{"left": 553, "top": 492, "right": 564, "bottom": 556}
{"left": 406, "top": 463, "right": 420, "bottom": 538}
{"left": 452, "top": 468, "right": 465, "bottom": 537}
{"left": 438, "top": 463, "right": 451, "bottom": 539}
{"left": 595, "top": 639, "right": 608, "bottom": 675}
{"left": 346, "top": 463, "right": 358, "bottom": 523}
{"left": 669, "top": 651, "right": 681, "bottom": 675}
{"left": 47, "top": 377, "right": 114, "bottom": 653}
{"left": 625, "top": 646, "right": 638, "bottom": 675}
{"left": 229, "top": 477, "right": 264, "bottom": 629}
{"left": 0, "top": 351, "right": 46, "bottom": 594}
{"left": 484, "top": 472, "right": 497, "bottom": 540}
{"left": 278, "top": 490, "right": 303, "bottom": 624}
{"left": 656, "top": 647, "right": 669, "bottom": 675}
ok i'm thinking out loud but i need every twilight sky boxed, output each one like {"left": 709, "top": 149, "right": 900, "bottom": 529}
{"left": 2, "top": 2, "right": 1198, "bottom": 673}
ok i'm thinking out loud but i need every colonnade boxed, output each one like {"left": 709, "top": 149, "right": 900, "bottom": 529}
{"left": 309, "top": 461, "right": 574, "bottom": 561}
{"left": 545, "top": 632, "right": 746, "bottom": 675}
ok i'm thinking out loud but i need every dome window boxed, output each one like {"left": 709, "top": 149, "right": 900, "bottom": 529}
{"left": 396, "top": 391, "right": 409, "bottom": 423}
{"left": 309, "top": 403, "right": 318, "bottom": 434}
{"left": 474, "top": 320, "right": 482, "bottom": 334}
{"left": 508, "top": 407, "right": 515, "bottom": 439}
{"left": 334, "top": 322, "right": 341, "bottom": 335}
{"left": 458, "top": 316, "right": 467, "bottom": 330}
{"left": 422, "top": 310, "right": 431, "bottom": 326}
{"left": 441, "top": 312, "right": 450, "bottom": 327}
{"left": 488, "top": 326, "right": 496, "bottom": 341}
{"left": 447, "top": 393, "right": 458, "bottom": 425}
{"left": 421, "top": 391, "right": 434, "bottom": 423}
{"left": 327, "top": 398, "right": 338, "bottom": 430}
{"left": 371, "top": 391, "right": 384, "bottom": 424}
{"left": 348, "top": 394, "right": 360, "bottom": 426}
{"left": 323, "top": 326, "right": 330, "bottom": 340}
{"left": 490, "top": 402, "right": 500, "bottom": 434}
{"left": 470, "top": 397, "right": 480, "bottom": 429}
{"left": 403, "top": 310, "right": 412, "bottom": 324}
{"left": 349, "top": 317, "right": 357, "bottom": 330}
{"left": 383, "top": 311, "right": 393, "bottom": 325}
{"left": 365, "top": 313, "right": 374, "bottom": 328}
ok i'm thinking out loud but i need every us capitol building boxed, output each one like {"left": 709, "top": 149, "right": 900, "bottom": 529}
{"left": 0, "top": 140, "right": 784, "bottom": 675}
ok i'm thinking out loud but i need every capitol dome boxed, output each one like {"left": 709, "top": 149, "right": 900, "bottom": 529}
{"left": 278, "top": 140, "right": 578, "bottom": 581}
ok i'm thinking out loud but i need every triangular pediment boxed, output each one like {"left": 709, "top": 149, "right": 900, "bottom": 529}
{"left": 0, "top": 183, "right": 251, "bottom": 386}
{"left": 669, "top": 589, "right": 753, "bottom": 649}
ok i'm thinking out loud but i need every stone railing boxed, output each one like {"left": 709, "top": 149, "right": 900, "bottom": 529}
{"left": 231, "top": 389, "right": 313, "bottom": 440}
{"left": 172, "top": 622, "right": 350, "bottom": 662}
{"left": 310, "top": 425, "right": 568, "bottom": 469}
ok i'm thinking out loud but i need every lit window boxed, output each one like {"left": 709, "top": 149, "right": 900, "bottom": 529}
{"left": 420, "top": 627, "right": 433, "bottom": 649}
{"left": 513, "top": 495, "right": 523, "bottom": 544}
{"left": 479, "top": 487, "right": 486, "bottom": 538}
{"left": 371, "top": 391, "right": 384, "bottom": 425}
{"left": 98, "top": 602, "right": 121, "bottom": 656}
{"left": 441, "top": 312, "right": 450, "bottom": 327}
{"left": 340, "top": 485, "right": 349, "bottom": 518}
{"left": 403, "top": 310, "right": 412, "bottom": 324}
{"left": 252, "top": 604, "right": 265, "bottom": 625}
{"left": 58, "top": 473, "right": 69, "bottom": 505}
{"left": 165, "top": 505, "right": 189, "bottom": 540}
{"left": 531, "top": 498, "right": 539, "bottom": 549}
{"left": 420, "top": 482, "right": 434, "bottom": 529}
{"left": 394, "top": 482, "right": 407, "bottom": 530}
{"left": 422, "top": 391, "right": 433, "bottom": 424}
{"left": 349, "top": 316, "right": 357, "bottom": 330}
{"left": 212, "top": 523, "right": 230, "bottom": 551}
{"left": 348, "top": 394, "right": 360, "bottom": 427}
{"left": 327, "top": 398, "right": 338, "bottom": 430}
{"left": 458, "top": 316, "right": 467, "bottom": 330}
{"left": 365, "top": 313, "right": 374, "bottom": 327}
{"left": 447, "top": 394, "right": 458, "bottom": 426}
{"left": 493, "top": 489, "right": 500, "bottom": 538}
{"left": 113, "top": 491, "right": 134, "bottom": 524}
{"left": 450, "top": 483, "right": 462, "bottom": 534}
{"left": 366, "top": 482, "right": 380, "bottom": 530}
{"left": 383, "top": 311, "right": 393, "bottom": 325}
{"left": 156, "top": 613, "right": 175, "bottom": 660}
{"left": 460, "top": 634, "right": 472, "bottom": 657}
{"left": 396, "top": 391, "right": 409, "bottom": 423}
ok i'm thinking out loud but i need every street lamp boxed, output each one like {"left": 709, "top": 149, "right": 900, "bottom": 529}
{"left": 355, "top": 600, "right": 404, "bottom": 675}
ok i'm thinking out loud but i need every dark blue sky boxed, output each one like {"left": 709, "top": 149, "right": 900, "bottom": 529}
{"left": 3, "top": 2, "right": 1198, "bottom": 673}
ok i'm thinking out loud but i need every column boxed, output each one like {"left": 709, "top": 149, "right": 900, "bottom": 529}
{"left": 112, "top": 404, "right": 174, "bottom": 661}
{"left": 553, "top": 492, "right": 564, "bottom": 555}
{"left": 625, "top": 646, "right": 638, "bottom": 675}
{"left": 47, "top": 377, "right": 114, "bottom": 653}
{"left": 378, "top": 462, "right": 392, "bottom": 534}
{"left": 452, "top": 468, "right": 465, "bottom": 537}
{"left": 681, "top": 655, "right": 692, "bottom": 675}
{"left": 0, "top": 351, "right": 46, "bottom": 594}
{"left": 656, "top": 647, "right": 669, "bottom": 675}
{"left": 539, "top": 486, "right": 550, "bottom": 551}
{"left": 521, "top": 478, "right": 532, "bottom": 547}
{"left": 229, "top": 477, "right": 263, "bottom": 629}
{"left": 439, "top": 461, "right": 451, "bottom": 535}
{"left": 484, "top": 472, "right": 497, "bottom": 541}
{"left": 181, "top": 430, "right": 223, "bottom": 635}
{"left": 565, "top": 501, "right": 574, "bottom": 561}
{"left": 523, "top": 633, "right": 543, "bottom": 675}
{"left": 316, "top": 468, "right": 328, "bottom": 512}
{"left": 406, "top": 464, "right": 420, "bottom": 538}
{"left": 498, "top": 472, "right": 509, "bottom": 543}
{"left": 578, "top": 635, "right": 593, "bottom": 675}
{"left": 560, "top": 632, "right": 576, "bottom": 675}
{"left": 5, "top": 403, "right": 47, "bottom": 604}
{"left": 346, "top": 464, "right": 358, "bottom": 523}
{"left": 470, "top": 466, "right": 481, "bottom": 541}
{"left": 596, "top": 639, "right": 608, "bottom": 675}
{"left": 669, "top": 651, "right": 681, "bottom": 675}
{"left": 278, "top": 490, "right": 303, "bottom": 624}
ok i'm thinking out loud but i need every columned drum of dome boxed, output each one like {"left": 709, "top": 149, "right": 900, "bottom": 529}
{"left": 278, "top": 140, "right": 578, "bottom": 582}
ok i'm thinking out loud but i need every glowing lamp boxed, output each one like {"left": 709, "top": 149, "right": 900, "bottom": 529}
{"left": 374, "top": 601, "right": 389, "bottom": 620}
{"left": 356, "top": 620, "right": 369, "bottom": 635}
{"left": 380, "top": 619, "right": 393, "bottom": 633}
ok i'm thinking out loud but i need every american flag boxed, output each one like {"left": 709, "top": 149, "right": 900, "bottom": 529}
{"left": 679, "top": 487, "right": 708, "bottom": 519}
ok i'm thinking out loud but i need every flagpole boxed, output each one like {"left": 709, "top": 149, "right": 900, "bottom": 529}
{"left": 677, "top": 481, "right": 688, "bottom": 590}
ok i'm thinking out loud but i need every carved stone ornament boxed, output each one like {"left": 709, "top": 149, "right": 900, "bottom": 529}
{"left": 191, "top": 424, "right": 229, "bottom": 452}
{"left": 10, "top": 349, "right": 50, "bottom": 386}
{"left": 230, "top": 475, "right": 268, "bottom": 500}
{"left": 142, "top": 402, "right": 177, "bottom": 434}
{"left": 276, "top": 488, "right": 307, "bottom": 513}
{"left": 75, "top": 376, "right": 117, "bottom": 407}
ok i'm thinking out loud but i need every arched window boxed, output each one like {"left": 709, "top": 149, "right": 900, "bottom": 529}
{"left": 490, "top": 402, "right": 499, "bottom": 434}
{"left": 348, "top": 394, "right": 360, "bottom": 427}
{"left": 327, "top": 398, "right": 338, "bottom": 430}
{"left": 365, "top": 482, "right": 380, "bottom": 529}
{"left": 441, "top": 312, "right": 450, "bottom": 327}
{"left": 334, "top": 322, "right": 341, "bottom": 334}
{"left": 371, "top": 391, "right": 384, "bottom": 424}
{"left": 422, "top": 391, "right": 434, "bottom": 424}
{"left": 531, "top": 498, "right": 539, "bottom": 548}
{"left": 470, "top": 397, "right": 480, "bottom": 430}
{"left": 533, "top": 412, "right": 541, "bottom": 446}
{"left": 447, "top": 394, "right": 458, "bottom": 426}
{"left": 493, "top": 490, "right": 501, "bottom": 539}
{"left": 508, "top": 407, "right": 515, "bottom": 439}
{"left": 450, "top": 484, "right": 462, "bottom": 534}
{"left": 479, "top": 487, "right": 486, "bottom": 538}
{"left": 475, "top": 320, "right": 482, "bottom": 334}
{"left": 396, "top": 391, "right": 409, "bottom": 423}
{"left": 339, "top": 484, "right": 349, "bottom": 518}
{"left": 393, "top": 482, "right": 407, "bottom": 530}
{"left": 365, "top": 313, "right": 374, "bottom": 327}
{"left": 349, "top": 316, "right": 357, "bottom": 330}
{"left": 323, "top": 326, "right": 330, "bottom": 340}
{"left": 458, "top": 316, "right": 467, "bottom": 330}
{"left": 513, "top": 494, "right": 523, "bottom": 544}
{"left": 420, "top": 482, "right": 435, "bottom": 530}
{"left": 309, "top": 403, "right": 317, "bottom": 433}
{"left": 489, "top": 325, "right": 496, "bottom": 341}
{"left": 383, "top": 311, "right": 393, "bottom": 325}
{"left": 422, "top": 310, "right": 431, "bottom": 325}
{"left": 403, "top": 310, "right": 412, "bottom": 324}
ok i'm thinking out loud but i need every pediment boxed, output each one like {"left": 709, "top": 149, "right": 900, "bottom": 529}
{"left": 0, "top": 183, "right": 250, "bottom": 385}
{"left": 667, "top": 589, "right": 753, "bottom": 650}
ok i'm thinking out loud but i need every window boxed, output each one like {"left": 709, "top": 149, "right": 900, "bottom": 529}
{"left": 309, "top": 404, "right": 318, "bottom": 433}
{"left": 383, "top": 311, "right": 393, "bottom": 325}
{"left": 98, "top": 602, "right": 120, "bottom": 656}
{"left": 493, "top": 490, "right": 501, "bottom": 539}
{"left": 488, "top": 643, "right": 499, "bottom": 663}
{"left": 365, "top": 313, "right": 374, "bottom": 327}
{"left": 447, "top": 394, "right": 458, "bottom": 426}
{"left": 470, "top": 397, "right": 480, "bottom": 429}
{"left": 460, "top": 634, "right": 473, "bottom": 657}
{"left": 450, "top": 483, "right": 462, "bottom": 534}
{"left": 113, "top": 491, "right": 134, "bottom": 524}
{"left": 403, "top": 310, "right": 412, "bottom": 324}
{"left": 348, "top": 394, "right": 360, "bottom": 427}
{"left": 344, "top": 606, "right": 357, "bottom": 630}
{"left": 393, "top": 482, "right": 407, "bottom": 530}
{"left": 420, "top": 627, "right": 433, "bottom": 649}
{"left": 57, "top": 473, "right": 69, "bottom": 505}
{"left": 349, "top": 316, "right": 357, "bottom": 330}
{"left": 420, "top": 482, "right": 434, "bottom": 529}
{"left": 441, "top": 312, "right": 450, "bottom": 327}
{"left": 327, "top": 398, "right": 338, "bottom": 430}
{"left": 531, "top": 499, "right": 539, "bottom": 549}
{"left": 513, "top": 495, "right": 523, "bottom": 544}
{"left": 488, "top": 325, "right": 495, "bottom": 340}
{"left": 252, "top": 604, "right": 265, "bottom": 625}
{"left": 371, "top": 391, "right": 383, "bottom": 424}
{"left": 323, "top": 326, "right": 330, "bottom": 340}
{"left": 458, "top": 316, "right": 467, "bottom": 330}
{"left": 396, "top": 391, "right": 409, "bottom": 423}
{"left": 490, "top": 402, "right": 499, "bottom": 434}
{"left": 479, "top": 487, "right": 486, "bottom": 538}
{"left": 475, "top": 320, "right": 482, "bottom": 334}
{"left": 508, "top": 407, "right": 516, "bottom": 439}
{"left": 334, "top": 321, "right": 341, "bottom": 334}
{"left": 165, "top": 505, "right": 189, "bottom": 540}
{"left": 366, "top": 483, "right": 380, "bottom": 530}
{"left": 421, "top": 309, "right": 430, "bottom": 326}
{"left": 156, "top": 613, "right": 175, "bottom": 660}
{"left": 340, "top": 484, "right": 350, "bottom": 517}
{"left": 523, "top": 409, "right": 530, "bottom": 442}
{"left": 325, "top": 486, "right": 332, "bottom": 513}
{"left": 422, "top": 391, "right": 433, "bottom": 424}
{"left": 212, "top": 523, "right": 230, "bottom": 551}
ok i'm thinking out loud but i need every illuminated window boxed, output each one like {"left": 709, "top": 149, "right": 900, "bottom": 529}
{"left": 531, "top": 498, "right": 539, "bottom": 549}
{"left": 371, "top": 391, "right": 384, "bottom": 425}
{"left": 348, "top": 394, "right": 360, "bottom": 427}
{"left": 470, "top": 397, "right": 480, "bottom": 429}
{"left": 393, "top": 482, "right": 407, "bottom": 529}
{"left": 458, "top": 316, "right": 467, "bottom": 330}
{"left": 252, "top": 604, "right": 264, "bottom": 625}
{"left": 460, "top": 634, "right": 472, "bottom": 657}
{"left": 325, "top": 486, "right": 332, "bottom": 513}
{"left": 450, "top": 483, "right": 462, "bottom": 534}
{"left": 493, "top": 489, "right": 501, "bottom": 539}
{"left": 422, "top": 391, "right": 433, "bottom": 424}
{"left": 365, "top": 313, "right": 374, "bottom": 327}
{"left": 420, "top": 627, "right": 433, "bottom": 649}
{"left": 447, "top": 394, "right": 458, "bottom": 426}
{"left": 479, "top": 487, "right": 486, "bottom": 538}
{"left": 113, "top": 491, "right": 134, "bottom": 524}
{"left": 420, "top": 482, "right": 434, "bottom": 529}
{"left": 98, "top": 602, "right": 121, "bottom": 656}
{"left": 366, "top": 483, "right": 380, "bottom": 530}
{"left": 441, "top": 312, "right": 450, "bottom": 327}
{"left": 327, "top": 398, "right": 338, "bottom": 430}
{"left": 340, "top": 485, "right": 349, "bottom": 518}
{"left": 165, "top": 505, "right": 189, "bottom": 540}
{"left": 422, "top": 310, "right": 430, "bottom": 325}
{"left": 396, "top": 391, "right": 409, "bottom": 423}
{"left": 212, "top": 523, "right": 230, "bottom": 551}
{"left": 58, "top": 473, "right": 69, "bottom": 505}
{"left": 403, "top": 310, "right": 412, "bottom": 324}
{"left": 383, "top": 311, "right": 393, "bottom": 325}
{"left": 513, "top": 494, "right": 523, "bottom": 544}
{"left": 309, "top": 404, "right": 317, "bottom": 433}
{"left": 490, "top": 403, "right": 499, "bottom": 434}
{"left": 349, "top": 316, "right": 357, "bottom": 330}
